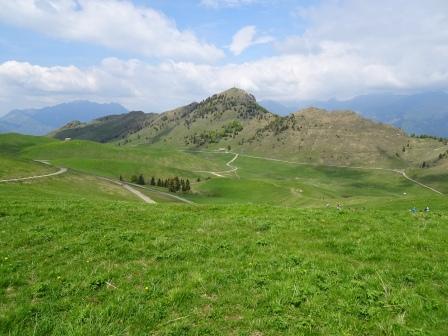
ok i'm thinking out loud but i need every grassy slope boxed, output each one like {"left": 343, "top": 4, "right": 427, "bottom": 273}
{"left": 407, "top": 159, "right": 448, "bottom": 194}
{"left": 187, "top": 152, "right": 445, "bottom": 209}
{"left": 1, "top": 198, "right": 447, "bottom": 335}
{"left": 0, "top": 134, "right": 57, "bottom": 179}
{"left": 0, "top": 171, "right": 139, "bottom": 203}
{"left": 21, "top": 141, "right": 225, "bottom": 181}
{"left": 1, "top": 133, "right": 447, "bottom": 334}
{"left": 1, "top": 134, "right": 445, "bottom": 208}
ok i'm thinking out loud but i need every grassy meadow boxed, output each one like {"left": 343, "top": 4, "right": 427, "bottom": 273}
{"left": 0, "top": 133, "right": 447, "bottom": 335}
{"left": 1, "top": 197, "right": 447, "bottom": 335}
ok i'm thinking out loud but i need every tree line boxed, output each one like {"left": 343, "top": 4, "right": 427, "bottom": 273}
{"left": 120, "top": 174, "right": 191, "bottom": 193}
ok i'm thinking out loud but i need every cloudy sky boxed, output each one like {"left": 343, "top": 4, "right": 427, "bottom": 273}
{"left": 0, "top": 0, "right": 447, "bottom": 114}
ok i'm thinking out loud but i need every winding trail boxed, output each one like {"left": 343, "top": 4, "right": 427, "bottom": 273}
{"left": 398, "top": 170, "right": 443, "bottom": 195}
{"left": 0, "top": 167, "right": 68, "bottom": 183}
{"left": 195, "top": 153, "right": 239, "bottom": 178}
{"left": 186, "top": 149, "right": 444, "bottom": 196}
{"left": 1, "top": 160, "right": 158, "bottom": 204}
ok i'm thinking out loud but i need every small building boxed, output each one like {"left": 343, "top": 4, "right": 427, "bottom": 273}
{"left": 64, "top": 138, "right": 72, "bottom": 142}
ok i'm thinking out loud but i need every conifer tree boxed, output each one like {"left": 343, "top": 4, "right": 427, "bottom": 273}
{"left": 137, "top": 174, "right": 145, "bottom": 185}
{"left": 181, "top": 179, "right": 186, "bottom": 192}
{"left": 174, "top": 176, "right": 181, "bottom": 192}
{"left": 150, "top": 177, "right": 156, "bottom": 186}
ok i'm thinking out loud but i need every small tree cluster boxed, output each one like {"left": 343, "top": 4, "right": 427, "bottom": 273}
{"left": 410, "top": 133, "right": 448, "bottom": 144}
{"left": 121, "top": 174, "right": 192, "bottom": 192}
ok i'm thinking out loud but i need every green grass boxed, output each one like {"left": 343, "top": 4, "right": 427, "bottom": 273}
{"left": 21, "top": 140, "right": 225, "bottom": 181}
{"left": 0, "top": 157, "right": 55, "bottom": 180}
{"left": 188, "top": 152, "right": 445, "bottom": 208}
{"left": 0, "top": 171, "right": 139, "bottom": 203}
{"left": 1, "top": 133, "right": 447, "bottom": 334}
{"left": 1, "top": 133, "right": 445, "bottom": 207}
{"left": 1, "top": 199, "right": 447, "bottom": 335}
{"left": 0, "top": 134, "right": 57, "bottom": 179}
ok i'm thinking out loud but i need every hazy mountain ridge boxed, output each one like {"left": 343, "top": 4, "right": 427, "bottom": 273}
{"left": 0, "top": 101, "right": 128, "bottom": 135}
{"left": 260, "top": 91, "right": 448, "bottom": 137}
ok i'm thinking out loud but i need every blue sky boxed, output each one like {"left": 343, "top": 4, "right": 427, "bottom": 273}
{"left": 0, "top": 0, "right": 447, "bottom": 114}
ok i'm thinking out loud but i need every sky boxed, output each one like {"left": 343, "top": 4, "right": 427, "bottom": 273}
{"left": 0, "top": 0, "right": 447, "bottom": 114}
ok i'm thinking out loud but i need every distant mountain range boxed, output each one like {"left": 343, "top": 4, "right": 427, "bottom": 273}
{"left": 0, "top": 101, "right": 128, "bottom": 135}
{"left": 52, "top": 88, "right": 447, "bottom": 168}
{"left": 260, "top": 91, "right": 448, "bottom": 138}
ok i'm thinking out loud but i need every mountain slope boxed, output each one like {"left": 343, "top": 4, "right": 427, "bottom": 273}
{"left": 0, "top": 101, "right": 127, "bottom": 135}
{"left": 51, "top": 88, "right": 447, "bottom": 168}
{"left": 125, "top": 88, "right": 274, "bottom": 147}
{"left": 52, "top": 111, "right": 158, "bottom": 143}
{"left": 261, "top": 91, "right": 448, "bottom": 137}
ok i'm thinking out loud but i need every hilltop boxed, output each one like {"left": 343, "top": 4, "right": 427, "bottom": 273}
{"left": 261, "top": 91, "right": 448, "bottom": 138}
{"left": 52, "top": 88, "right": 445, "bottom": 168}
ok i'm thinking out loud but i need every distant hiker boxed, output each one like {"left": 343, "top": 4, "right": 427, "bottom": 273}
{"left": 410, "top": 207, "right": 417, "bottom": 214}
{"left": 424, "top": 206, "right": 430, "bottom": 212}
{"left": 336, "top": 203, "right": 342, "bottom": 211}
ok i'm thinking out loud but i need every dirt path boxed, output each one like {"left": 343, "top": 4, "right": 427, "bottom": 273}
{"left": 195, "top": 153, "right": 239, "bottom": 178}
{"left": 398, "top": 170, "right": 443, "bottom": 195}
{"left": 127, "top": 183, "right": 195, "bottom": 205}
{"left": 97, "top": 177, "right": 156, "bottom": 204}
{"left": 0, "top": 160, "right": 159, "bottom": 204}
{"left": 241, "top": 153, "right": 444, "bottom": 195}
{"left": 186, "top": 149, "right": 444, "bottom": 196}
{"left": 0, "top": 167, "right": 68, "bottom": 183}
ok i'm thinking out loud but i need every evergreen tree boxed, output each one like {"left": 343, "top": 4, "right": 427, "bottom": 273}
{"left": 186, "top": 179, "right": 191, "bottom": 192}
{"left": 174, "top": 176, "right": 181, "bottom": 192}
{"left": 168, "top": 179, "right": 176, "bottom": 192}
{"left": 130, "top": 175, "right": 138, "bottom": 184}
{"left": 137, "top": 174, "right": 145, "bottom": 185}
{"left": 157, "top": 178, "right": 162, "bottom": 187}
{"left": 150, "top": 177, "right": 156, "bottom": 186}
{"left": 119, "top": 175, "right": 123, "bottom": 181}
{"left": 181, "top": 179, "right": 186, "bottom": 192}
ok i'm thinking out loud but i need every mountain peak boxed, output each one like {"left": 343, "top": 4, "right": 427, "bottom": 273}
{"left": 218, "top": 88, "right": 256, "bottom": 102}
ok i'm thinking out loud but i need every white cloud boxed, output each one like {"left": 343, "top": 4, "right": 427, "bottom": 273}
{"left": 3, "top": 49, "right": 448, "bottom": 114}
{"left": 1, "top": 0, "right": 448, "bottom": 114}
{"left": 276, "top": 0, "right": 448, "bottom": 90}
{"left": 200, "top": 0, "right": 259, "bottom": 8}
{"left": 0, "top": 0, "right": 224, "bottom": 63}
{"left": 230, "top": 26, "right": 273, "bottom": 55}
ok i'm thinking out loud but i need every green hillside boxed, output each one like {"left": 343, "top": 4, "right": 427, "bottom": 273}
{"left": 51, "top": 88, "right": 447, "bottom": 169}
{"left": 1, "top": 133, "right": 445, "bottom": 208}
{"left": 52, "top": 111, "right": 157, "bottom": 143}
{"left": 1, "top": 132, "right": 447, "bottom": 335}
